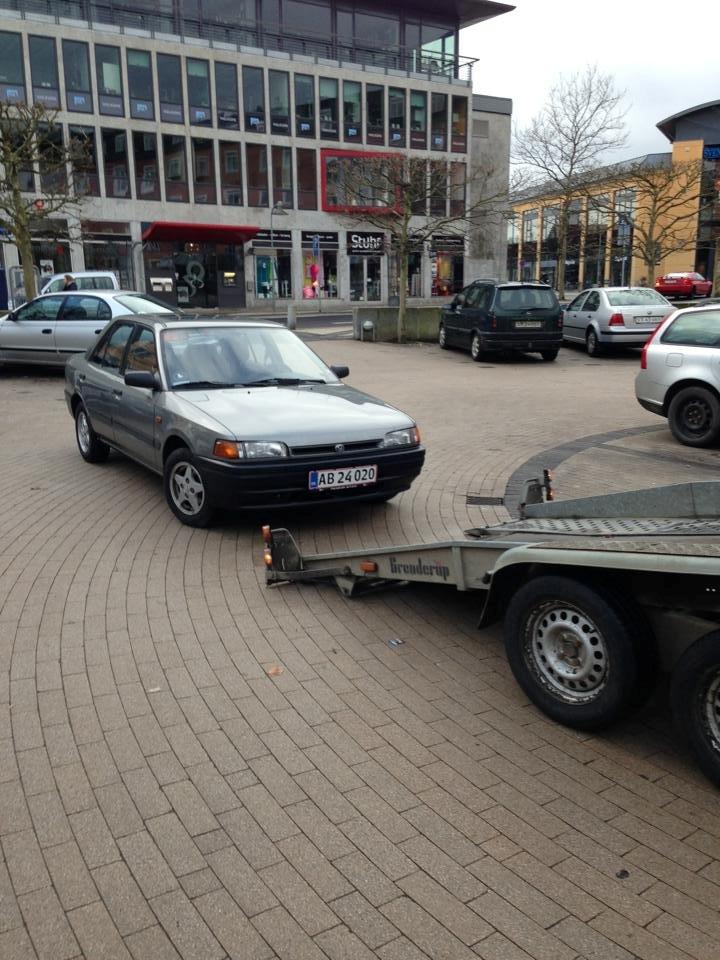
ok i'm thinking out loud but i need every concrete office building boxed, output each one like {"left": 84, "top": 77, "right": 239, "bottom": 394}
{"left": 0, "top": 1, "right": 513, "bottom": 309}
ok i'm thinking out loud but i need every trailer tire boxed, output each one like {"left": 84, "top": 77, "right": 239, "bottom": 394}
{"left": 670, "top": 630, "right": 720, "bottom": 787}
{"left": 504, "top": 575, "right": 644, "bottom": 730}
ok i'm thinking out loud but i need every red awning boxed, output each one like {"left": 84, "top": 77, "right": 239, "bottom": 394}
{"left": 142, "top": 221, "right": 260, "bottom": 245}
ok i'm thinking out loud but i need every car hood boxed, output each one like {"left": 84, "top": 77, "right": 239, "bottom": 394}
{"left": 170, "top": 383, "right": 415, "bottom": 442}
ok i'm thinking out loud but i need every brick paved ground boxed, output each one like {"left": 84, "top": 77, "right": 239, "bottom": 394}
{"left": 2, "top": 338, "right": 720, "bottom": 960}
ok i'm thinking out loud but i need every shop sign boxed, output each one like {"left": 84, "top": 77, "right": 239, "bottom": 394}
{"left": 704, "top": 145, "right": 720, "bottom": 160}
{"left": 431, "top": 234, "right": 464, "bottom": 253}
{"left": 252, "top": 229, "right": 292, "bottom": 249}
{"left": 347, "top": 232, "right": 385, "bottom": 255}
{"left": 301, "top": 231, "right": 338, "bottom": 249}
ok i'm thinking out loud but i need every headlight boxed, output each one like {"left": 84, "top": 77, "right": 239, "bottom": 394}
{"left": 213, "top": 440, "right": 288, "bottom": 459}
{"left": 381, "top": 426, "right": 421, "bottom": 448}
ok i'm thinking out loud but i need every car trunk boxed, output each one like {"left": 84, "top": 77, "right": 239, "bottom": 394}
{"left": 606, "top": 293, "right": 672, "bottom": 331}
{"left": 492, "top": 288, "right": 560, "bottom": 333}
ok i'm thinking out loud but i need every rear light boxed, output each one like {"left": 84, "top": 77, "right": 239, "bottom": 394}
{"left": 640, "top": 321, "right": 663, "bottom": 369}
{"left": 608, "top": 313, "right": 624, "bottom": 326}
{"left": 558, "top": 310, "right": 564, "bottom": 329}
{"left": 489, "top": 311, "right": 497, "bottom": 330}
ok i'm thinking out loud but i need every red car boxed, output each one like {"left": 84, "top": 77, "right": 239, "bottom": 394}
{"left": 654, "top": 272, "right": 712, "bottom": 298}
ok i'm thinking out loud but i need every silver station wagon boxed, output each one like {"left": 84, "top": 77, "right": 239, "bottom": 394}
{"left": 64, "top": 318, "right": 425, "bottom": 525}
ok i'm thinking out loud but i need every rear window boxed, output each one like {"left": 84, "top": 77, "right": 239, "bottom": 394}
{"left": 606, "top": 289, "right": 668, "bottom": 306}
{"left": 114, "top": 294, "right": 176, "bottom": 314}
{"left": 496, "top": 288, "right": 558, "bottom": 310}
{"left": 661, "top": 310, "right": 720, "bottom": 347}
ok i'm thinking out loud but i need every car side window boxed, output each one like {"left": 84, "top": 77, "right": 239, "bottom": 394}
{"left": 46, "top": 279, "right": 64, "bottom": 293}
{"left": 661, "top": 310, "right": 720, "bottom": 348}
{"left": 91, "top": 322, "right": 134, "bottom": 370}
{"left": 15, "top": 296, "right": 64, "bottom": 322}
{"left": 583, "top": 291, "right": 600, "bottom": 312}
{"left": 567, "top": 293, "right": 587, "bottom": 311}
{"left": 125, "top": 327, "right": 158, "bottom": 374}
{"left": 463, "top": 285, "right": 483, "bottom": 308}
{"left": 476, "top": 286, "right": 494, "bottom": 310}
{"left": 60, "top": 295, "right": 112, "bottom": 322}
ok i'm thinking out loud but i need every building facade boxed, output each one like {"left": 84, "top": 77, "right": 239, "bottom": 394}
{"left": 0, "top": 0, "right": 513, "bottom": 310}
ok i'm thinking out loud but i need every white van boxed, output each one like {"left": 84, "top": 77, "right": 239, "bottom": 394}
{"left": 40, "top": 271, "right": 120, "bottom": 294}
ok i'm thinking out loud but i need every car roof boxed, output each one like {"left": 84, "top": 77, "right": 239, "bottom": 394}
{"left": 114, "top": 314, "right": 284, "bottom": 330}
{"left": 34, "top": 290, "right": 144, "bottom": 300}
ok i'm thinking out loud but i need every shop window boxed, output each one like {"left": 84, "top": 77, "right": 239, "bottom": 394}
{"left": 429, "top": 161, "right": 447, "bottom": 216}
{"left": 319, "top": 77, "right": 338, "bottom": 140}
{"left": 451, "top": 96, "right": 468, "bottom": 152}
{"left": 163, "top": 134, "right": 189, "bottom": 202}
{"left": 410, "top": 91, "right": 426, "bottom": 149}
{"left": 133, "top": 131, "right": 160, "bottom": 200}
{"left": 296, "top": 148, "right": 316, "bottom": 210}
{"left": 0, "top": 31, "right": 25, "bottom": 104}
{"left": 70, "top": 126, "right": 100, "bottom": 197}
{"left": 157, "top": 53, "right": 183, "bottom": 123}
{"left": 269, "top": 70, "right": 290, "bottom": 135}
{"left": 272, "top": 145, "right": 292, "bottom": 206}
{"left": 39, "top": 124, "right": 66, "bottom": 194}
{"left": 246, "top": 143, "right": 268, "bottom": 206}
{"left": 389, "top": 87, "right": 405, "bottom": 147}
{"left": 343, "top": 81, "right": 361, "bottom": 142}
{"left": 192, "top": 138, "right": 216, "bottom": 204}
{"left": 215, "top": 62, "right": 239, "bottom": 129}
{"left": 431, "top": 93, "right": 447, "bottom": 151}
{"left": 219, "top": 141, "right": 242, "bottom": 205}
{"left": 187, "top": 59, "right": 211, "bottom": 126}
{"left": 127, "top": 50, "right": 154, "bottom": 120}
{"left": 243, "top": 66, "right": 265, "bottom": 132}
{"left": 366, "top": 85, "right": 384, "bottom": 145}
{"left": 294, "top": 74, "right": 314, "bottom": 138}
{"left": 63, "top": 40, "right": 92, "bottom": 113}
{"left": 83, "top": 234, "right": 134, "bottom": 289}
{"left": 29, "top": 36, "right": 59, "bottom": 109}
{"left": 431, "top": 240, "right": 464, "bottom": 296}
{"left": 101, "top": 129, "right": 131, "bottom": 198}
{"left": 450, "top": 162, "right": 465, "bottom": 216}
{"left": 95, "top": 45, "right": 124, "bottom": 117}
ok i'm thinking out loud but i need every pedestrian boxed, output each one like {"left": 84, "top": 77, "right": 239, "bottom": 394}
{"left": 62, "top": 274, "right": 78, "bottom": 291}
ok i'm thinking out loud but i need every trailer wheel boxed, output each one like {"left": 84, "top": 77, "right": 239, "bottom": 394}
{"left": 504, "top": 576, "right": 644, "bottom": 730}
{"left": 670, "top": 630, "right": 720, "bottom": 787}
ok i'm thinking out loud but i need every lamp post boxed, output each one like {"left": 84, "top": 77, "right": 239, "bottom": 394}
{"left": 270, "top": 200, "right": 287, "bottom": 306}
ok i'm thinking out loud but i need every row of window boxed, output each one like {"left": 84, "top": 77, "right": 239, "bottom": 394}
{"left": 509, "top": 191, "right": 638, "bottom": 245}
{"left": 0, "top": 29, "right": 468, "bottom": 151}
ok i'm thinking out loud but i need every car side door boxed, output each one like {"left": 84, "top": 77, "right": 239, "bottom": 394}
{"left": 0, "top": 296, "right": 64, "bottom": 364}
{"left": 111, "top": 325, "right": 161, "bottom": 469}
{"left": 579, "top": 290, "right": 601, "bottom": 339}
{"left": 443, "top": 285, "right": 472, "bottom": 345}
{"left": 55, "top": 295, "right": 113, "bottom": 361}
{"left": 563, "top": 292, "right": 588, "bottom": 342}
{"left": 80, "top": 321, "right": 135, "bottom": 442}
{"left": 457, "top": 284, "right": 484, "bottom": 348}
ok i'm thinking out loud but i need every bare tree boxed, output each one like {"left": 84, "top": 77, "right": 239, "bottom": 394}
{"left": 0, "top": 101, "right": 90, "bottom": 301}
{"left": 332, "top": 153, "right": 508, "bottom": 342}
{"left": 514, "top": 65, "right": 627, "bottom": 298}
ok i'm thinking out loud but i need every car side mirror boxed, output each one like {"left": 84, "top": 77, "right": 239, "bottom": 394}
{"left": 124, "top": 370, "right": 159, "bottom": 390}
{"left": 453, "top": 293, "right": 465, "bottom": 308}
{"left": 330, "top": 365, "right": 349, "bottom": 379}
{"left": 6, "top": 310, "right": 16, "bottom": 321}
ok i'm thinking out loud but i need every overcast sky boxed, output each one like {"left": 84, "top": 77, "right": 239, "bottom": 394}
{"left": 463, "top": 0, "right": 720, "bottom": 162}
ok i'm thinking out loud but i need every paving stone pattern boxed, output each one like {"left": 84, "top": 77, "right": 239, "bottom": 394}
{"left": 1, "top": 342, "right": 720, "bottom": 959}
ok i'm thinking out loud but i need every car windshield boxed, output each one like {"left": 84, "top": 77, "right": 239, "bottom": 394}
{"left": 114, "top": 294, "right": 177, "bottom": 314}
{"left": 161, "top": 326, "right": 336, "bottom": 389}
{"left": 606, "top": 289, "right": 669, "bottom": 306}
{"left": 496, "top": 288, "right": 557, "bottom": 310}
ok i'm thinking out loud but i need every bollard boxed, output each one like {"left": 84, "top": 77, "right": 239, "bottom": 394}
{"left": 286, "top": 303, "right": 297, "bottom": 330}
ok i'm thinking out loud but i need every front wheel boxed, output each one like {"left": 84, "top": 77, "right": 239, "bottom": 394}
{"left": 75, "top": 403, "right": 109, "bottom": 463}
{"left": 540, "top": 349, "right": 559, "bottom": 362}
{"left": 668, "top": 386, "right": 720, "bottom": 447}
{"left": 438, "top": 324, "right": 448, "bottom": 349}
{"left": 586, "top": 328, "right": 601, "bottom": 357}
{"left": 164, "top": 447, "right": 215, "bottom": 527}
{"left": 504, "top": 575, "right": 648, "bottom": 730}
{"left": 470, "top": 332, "right": 486, "bottom": 362}
{"left": 670, "top": 630, "right": 720, "bottom": 787}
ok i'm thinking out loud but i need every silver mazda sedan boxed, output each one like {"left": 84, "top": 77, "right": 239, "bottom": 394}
{"left": 64, "top": 317, "right": 425, "bottom": 525}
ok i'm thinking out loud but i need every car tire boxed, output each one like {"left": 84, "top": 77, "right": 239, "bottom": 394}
{"left": 585, "top": 328, "right": 601, "bottom": 356}
{"left": 438, "top": 324, "right": 448, "bottom": 349}
{"left": 668, "top": 386, "right": 720, "bottom": 447}
{"left": 75, "top": 403, "right": 109, "bottom": 463}
{"left": 470, "top": 332, "right": 486, "bottom": 362}
{"left": 164, "top": 447, "right": 215, "bottom": 527}
{"left": 504, "top": 575, "right": 650, "bottom": 730}
{"left": 670, "top": 630, "right": 720, "bottom": 787}
{"left": 540, "top": 349, "right": 559, "bottom": 362}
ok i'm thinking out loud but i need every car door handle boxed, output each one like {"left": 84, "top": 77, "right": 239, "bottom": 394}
{"left": 42, "top": 328, "right": 52, "bottom": 334}
{"left": 94, "top": 328, "right": 102, "bottom": 334}
{"left": 112, "top": 389, "right": 123, "bottom": 398}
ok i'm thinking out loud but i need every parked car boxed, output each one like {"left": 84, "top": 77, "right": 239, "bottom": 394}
{"left": 65, "top": 318, "right": 425, "bottom": 526}
{"left": 40, "top": 271, "right": 120, "bottom": 295}
{"left": 655, "top": 272, "right": 712, "bottom": 299}
{"left": 0, "top": 291, "right": 177, "bottom": 367}
{"left": 439, "top": 281, "right": 563, "bottom": 361}
{"left": 635, "top": 304, "right": 720, "bottom": 446}
{"left": 563, "top": 286, "right": 672, "bottom": 356}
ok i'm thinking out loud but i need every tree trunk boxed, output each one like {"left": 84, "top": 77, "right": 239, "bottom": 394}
{"left": 397, "top": 252, "right": 408, "bottom": 344}
{"left": 16, "top": 224, "right": 36, "bottom": 303}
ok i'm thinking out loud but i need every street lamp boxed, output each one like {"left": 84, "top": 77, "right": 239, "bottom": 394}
{"left": 270, "top": 201, "right": 287, "bottom": 304}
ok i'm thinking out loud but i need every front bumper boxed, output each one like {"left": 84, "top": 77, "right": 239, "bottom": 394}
{"left": 198, "top": 446, "right": 426, "bottom": 510}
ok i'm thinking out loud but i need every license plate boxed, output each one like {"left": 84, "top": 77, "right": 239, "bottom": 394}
{"left": 309, "top": 464, "right": 377, "bottom": 491}
{"left": 514, "top": 320, "right": 542, "bottom": 329}
{"left": 635, "top": 317, "right": 659, "bottom": 324}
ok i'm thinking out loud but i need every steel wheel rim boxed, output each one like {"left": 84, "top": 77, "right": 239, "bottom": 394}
{"left": 471, "top": 334, "right": 480, "bottom": 358}
{"left": 523, "top": 600, "right": 609, "bottom": 703}
{"left": 77, "top": 410, "right": 91, "bottom": 454}
{"left": 170, "top": 461, "right": 205, "bottom": 516}
{"left": 681, "top": 397, "right": 713, "bottom": 436}
{"left": 700, "top": 668, "right": 720, "bottom": 751}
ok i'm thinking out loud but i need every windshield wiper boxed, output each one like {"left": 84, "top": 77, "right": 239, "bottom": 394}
{"left": 173, "top": 380, "right": 238, "bottom": 389}
{"left": 243, "top": 377, "right": 327, "bottom": 386}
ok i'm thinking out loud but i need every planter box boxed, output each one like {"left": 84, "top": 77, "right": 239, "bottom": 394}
{"left": 353, "top": 306, "right": 442, "bottom": 343}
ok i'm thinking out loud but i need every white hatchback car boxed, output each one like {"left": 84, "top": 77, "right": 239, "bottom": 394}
{"left": 0, "top": 291, "right": 177, "bottom": 367}
{"left": 635, "top": 304, "right": 720, "bottom": 446}
{"left": 563, "top": 286, "right": 672, "bottom": 356}
{"left": 39, "top": 271, "right": 120, "bottom": 295}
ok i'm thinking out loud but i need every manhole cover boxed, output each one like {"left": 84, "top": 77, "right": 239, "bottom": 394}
{"left": 466, "top": 494, "right": 504, "bottom": 506}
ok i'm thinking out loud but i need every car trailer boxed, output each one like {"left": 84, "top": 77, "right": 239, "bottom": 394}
{"left": 264, "top": 476, "right": 720, "bottom": 787}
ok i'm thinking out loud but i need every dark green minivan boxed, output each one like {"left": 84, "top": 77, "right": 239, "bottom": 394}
{"left": 439, "top": 280, "right": 563, "bottom": 362}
